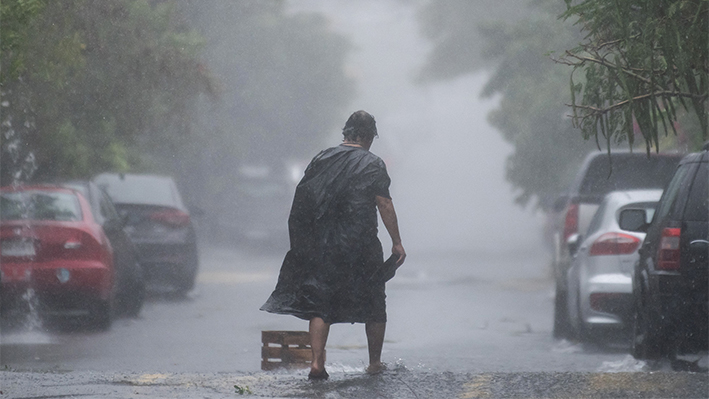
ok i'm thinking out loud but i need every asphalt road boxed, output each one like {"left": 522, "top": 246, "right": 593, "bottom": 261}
{"left": 1, "top": 245, "right": 707, "bottom": 398}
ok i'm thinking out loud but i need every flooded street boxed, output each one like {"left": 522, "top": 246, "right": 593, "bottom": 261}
{"left": 1, "top": 245, "right": 578, "bottom": 373}
{"left": 1, "top": 1, "right": 707, "bottom": 398}
{"left": 2, "top": 245, "right": 707, "bottom": 397}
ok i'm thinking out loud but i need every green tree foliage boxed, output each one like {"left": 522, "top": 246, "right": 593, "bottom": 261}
{"left": 180, "top": 0, "right": 353, "bottom": 160}
{"left": 418, "top": 0, "right": 595, "bottom": 207}
{"left": 172, "top": 1, "right": 354, "bottom": 209}
{"left": 0, "top": 0, "right": 47, "bottom": 83}
{"left": 2, "top": 0, "right": 354, "bottom": 228}
{"left": 559, "top": 0, "right": 708, "bottom": 153}
{"left": 1, "top": 0, "right": 212, "bottom": 184}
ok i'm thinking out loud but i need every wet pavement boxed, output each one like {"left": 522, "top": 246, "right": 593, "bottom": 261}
{"left": 1, "top": 246, "right": 707, "bottom": 398}
{"left": 3, "top": 366, "right": 708, "bottom": 398}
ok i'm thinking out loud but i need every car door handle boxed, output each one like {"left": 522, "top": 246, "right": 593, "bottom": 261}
{"left": 689, "top": 240, "right": 709, "bottom": 263}
{"left": 690, "top": 240, "right": 709, "bottom": 248}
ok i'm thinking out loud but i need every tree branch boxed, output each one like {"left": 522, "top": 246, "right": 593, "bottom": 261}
{"left": 562, "top": 50, "right": 652, "bottom": 84}
{"left": 566, "top": 90, "right": 708, "bottom": 116}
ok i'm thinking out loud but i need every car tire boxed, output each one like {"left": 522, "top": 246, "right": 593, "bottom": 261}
{"left": 575, "top": 293, "right": 594, "bottom": 343}
{"left": 577, "top": 320, "right": 596, "bottom": 343}
{"left": 175, "top": 249, "right": 198, "bottom": 295}
{"left": 176, "top": 270, "right": 196, "bottom": 294}
{"left": 631, "top": 291, "right": 666, "bottom": 360}
{"left": 553, "top": 284, "right": 573, "bottom": 339}
{"left": 87, "top": 300, "right": 112, "bottom": 331}
{"left": 122, "top": 279, "right": 146, "bottom": 318}
{"left": 114, "top": 262, "right": 146, "bottom": 317}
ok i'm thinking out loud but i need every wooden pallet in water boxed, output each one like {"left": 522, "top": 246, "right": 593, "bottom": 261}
{"left": 261, "top": 330, "right": 324, "bottom": 370}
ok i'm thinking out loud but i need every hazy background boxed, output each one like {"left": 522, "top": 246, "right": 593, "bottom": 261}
{"left": 288, "top": 0, "right": 544, "bottom": 254}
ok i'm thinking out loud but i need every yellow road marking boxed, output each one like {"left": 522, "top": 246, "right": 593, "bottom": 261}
{"left": 459, "top": 374, "right": 492, "bottom": 398}
{"left": 586, "top": 373, "right": 686, "bottom": 396}
{"left": 134, "top": 373, "right": 171, "bottom": 384}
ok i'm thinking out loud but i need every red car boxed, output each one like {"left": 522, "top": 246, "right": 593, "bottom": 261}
{"left": 0, "top": 185, "right": 114, "bottom": 329}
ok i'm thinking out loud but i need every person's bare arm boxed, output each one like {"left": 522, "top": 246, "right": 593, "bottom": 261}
{"left": 376, "top": 196, "right": 406, "bottom": 266}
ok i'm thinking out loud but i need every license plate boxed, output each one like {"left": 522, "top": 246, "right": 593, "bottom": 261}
{"left": 1, "top": 240, "right": 36, "bottom": 257}
{"left": 1, "top": 266, "right": 31, "bottom": 282}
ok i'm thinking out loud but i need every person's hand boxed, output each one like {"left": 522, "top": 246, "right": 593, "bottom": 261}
{"left": 392, "top": 243, "right": 406, "bottom": 267}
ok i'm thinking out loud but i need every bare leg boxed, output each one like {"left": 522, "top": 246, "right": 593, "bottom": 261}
{"left": 365, "top": 322, "right": 386, "bottom": 373}
{"left": 309, "top": 317, "right": 330, "bottom": 375}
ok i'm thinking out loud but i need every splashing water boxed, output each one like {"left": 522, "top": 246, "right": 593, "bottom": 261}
{"left": 597, "top": 355, "right": 646, "bottom": 372}
{"left": 1, "top": 95, "right": 38, "bottom": 186}
{"left": 20, "top": 288, "right": 43, "bottom": 331}
{"left": 551, "top": 339, "right": 584, "bottom": 354}
{"left": 1, "top": 98, "right": 43, "bottom": 332}
{"left": 1, "top": 189, "right": 43, "bottom": 333}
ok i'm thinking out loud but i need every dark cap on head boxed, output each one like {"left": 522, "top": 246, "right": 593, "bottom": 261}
{"left": 343, "top": 110, "right": 377, "bottom": 141}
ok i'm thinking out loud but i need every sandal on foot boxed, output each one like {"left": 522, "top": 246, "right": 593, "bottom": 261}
{"left": 308, "top": 369, "right": 329, "bottom": 381}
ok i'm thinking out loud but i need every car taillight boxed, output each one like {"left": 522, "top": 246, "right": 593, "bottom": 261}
{"left": 589, "top": 232, "right": 641, "bottom": 256}
{"left": 563, "top": 202, "right": 579, "bottom": 242}
{"left": 150, "top": 209, "right": 190, "bottom": 227}
{"left": 38, "top": 230, "right": 103, "bottom": 261}
{"left": 657, "top": 227, "right": 681, "bottom": 270}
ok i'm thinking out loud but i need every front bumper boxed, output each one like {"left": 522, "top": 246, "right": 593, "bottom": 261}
{"left": 133, "top": 243, "right": 198, "bottom": 284}
{"left": 580, "top": 273, "right": 633, "bottom": 327}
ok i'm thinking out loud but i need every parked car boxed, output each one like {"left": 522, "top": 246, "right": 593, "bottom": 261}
{"left": 566, "top": 189, "right": 663, "bottom": 341}
{"left": 59, "top": 181, "right": 145, "bottom": 317}
{"left": 214, "top": 165, "right": 291, "bottom": 249}
{"left": 93, "top": 173, "right": 199, "bottom": 293}
{"left": 0, "top": 185, "right": 115, "bottom": 329}
{"left": 551, "top": 151, "right": 683, "bottom": 338}
{"left": 620, "top": 145, "right": 708, "bottom": 359}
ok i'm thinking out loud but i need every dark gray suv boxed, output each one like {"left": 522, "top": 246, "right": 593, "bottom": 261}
{"left": 621, "top": 145, "right": 708, "bottom": 359}
{"left": 94, "top": 173, "right": 199, "bottom": 294}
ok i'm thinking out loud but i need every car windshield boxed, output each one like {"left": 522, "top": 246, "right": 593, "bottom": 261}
{"left": 96, "top": 175, "right": 181, "bottom": 207}
{"left": 578, "top": 155, "right": 679, "bottom": 196}
{"left": 0, "top": 191, "right": 82, "bottom": 221}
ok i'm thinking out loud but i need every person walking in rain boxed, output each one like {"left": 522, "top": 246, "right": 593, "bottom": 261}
{"left": 260, "top": 110, "right": 406, "bottom": 380}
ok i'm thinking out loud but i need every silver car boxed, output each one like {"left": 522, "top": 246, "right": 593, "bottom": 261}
{"left": 566, "top": 189, "right": 663, "bottom": 341}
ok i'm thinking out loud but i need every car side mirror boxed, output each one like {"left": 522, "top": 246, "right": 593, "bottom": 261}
{"left": 553, "top": 195, "right": 569, "bottom": 213}
{"left": 103, "top": 217, "right": 124, "bottom": 233}
{"left": 566, "top": 233, "right": 582, "bottom": 255}
{"left": 619, "top": 209, "right": 648, "bottom": 232}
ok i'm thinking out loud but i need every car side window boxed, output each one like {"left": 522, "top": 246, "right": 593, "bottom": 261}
{"left": 654, "top": 164, "right": 693, "bottom": 223}
{"left": 99, "top": 190, "right": 121, "bottom": 223}
{"left": 586, "top": 199, "right": 607, "bottom": 237}
{"left": 683, "top": 163, "right": 708, "bottom": 222}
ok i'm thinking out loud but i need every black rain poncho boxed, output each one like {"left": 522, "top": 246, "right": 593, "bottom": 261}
{"left": 260, "top": 144, "right": 391, "bottom": 324}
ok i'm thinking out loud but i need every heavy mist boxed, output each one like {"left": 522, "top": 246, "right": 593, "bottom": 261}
{"left": 288, "top": 0, "right": 543, "bottom": 254}
{"left": 4, "top": 3, "right": 707, "bottom": 394}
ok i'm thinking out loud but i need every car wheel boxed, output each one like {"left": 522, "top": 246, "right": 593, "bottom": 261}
{"left": 553, "top": 284, "right": 573, "bottom": 339}
{"left": 175, "top": 271, "right": 196, "bottom": 294}
{"left": 121, "top": 279, "right": 146, "bottom": 318}
{"left": 577, "top": 320, "right": 596, "bottom": 343}
{"left": 575, "top": 293, "right": 594, "bottom": 343}
{"left": 114, "top": 264, "right": 146, "bottom": 317}
{"left": 631, "top": 291, "right": 665, "bottom": 359}
{"left": 87, "top": 300, "right": 112, "bottom": 331}
{"left": 175, "top": 250, "right": 198, "bottom": 294}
